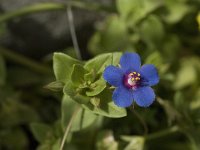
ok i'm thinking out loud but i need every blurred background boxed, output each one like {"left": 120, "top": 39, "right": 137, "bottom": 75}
{"left": 0, "top": 0, "right": 200, "bottom": 150}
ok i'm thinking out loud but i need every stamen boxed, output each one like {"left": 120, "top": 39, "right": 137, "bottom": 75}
{"left": 130, "top": 73, "right": 134, "bottom": 76}
{"left": 124, "top": 71, "right": 141, "bottom": 89}
{"left": 136, "top": 77, "right": 140, "bottom": 80}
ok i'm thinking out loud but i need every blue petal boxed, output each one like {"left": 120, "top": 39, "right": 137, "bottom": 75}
{"left": 133, "top": 87, "right": 155, "bottom": 107}
{"left": 112, "top": 86, "right": 133, "bottom": 107}
{"left": 140, "top": 64, "right": 159, "bottom": 86}
{"left": 120, "top": 52, "right": 141, "bottom": 72}
{"left": 103, "top": 65, "right": 124, "bottom": 87}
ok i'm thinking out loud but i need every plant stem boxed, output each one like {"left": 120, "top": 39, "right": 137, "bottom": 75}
{"left": 66, "top": 5, "right": 82, "bottom": 60}
{"left": 0, "top": 2, "right": 114, "bottom": 23}
{"left": 59, "top": 106, "right": 81, "bottom": 150}
{"left": 146, "top": 125, "right": 180, "bottom": 140}
{"left": 130, "top": 107, "right": 148, "bottom": 135}
{"left": 0, "top": 47, "right": 51, "bottom": 74}
{"left": 0, "top": 3, "right": 64, "bottom": 23}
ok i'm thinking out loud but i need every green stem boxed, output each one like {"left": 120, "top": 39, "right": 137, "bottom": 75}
{"left": 0, "top": 3, "right": 64, "bottom": 23}
{"left": 0, "top": 2, "right": 114, "bottom": 23}
{"left": 67, "top": 5, "right": 82, "bottom": 60}
{"left": 146, "top": 125, "right": 180, "bottom": 140}
{"left": 130, "top": 107, "right": 148, "bottom": 135}
{"left": 184, "top": 132, "right": 199, "bottom": 150}
{"left": 59, "top": 106, "right": 81, "bottom": 150}
{"left": 0, "top": 47, "right": 51, "bottom": 74}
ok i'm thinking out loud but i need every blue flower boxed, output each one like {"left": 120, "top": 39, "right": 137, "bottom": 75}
{"left": 103, "top": 52, "right": 159, "bottom": 108}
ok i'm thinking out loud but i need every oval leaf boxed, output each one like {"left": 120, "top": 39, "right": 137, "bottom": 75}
{"left": 53, "top": 53, "right": 81, "bottom": 83}
{"left": 83, "top": 89, "right": 127, "bottom": 118}
{"left": 71, "top": 64, "right": 87, "bottom": 86}
{"left": 62, "top": 95, "right": 97, "bottom": 132}
{"left": 84, "top": 53, "right": 122, "bottom": 74}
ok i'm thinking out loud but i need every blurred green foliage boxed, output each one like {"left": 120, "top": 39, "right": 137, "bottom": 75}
{"left": 0, "top": 0, "right": 200, "bottom": 150}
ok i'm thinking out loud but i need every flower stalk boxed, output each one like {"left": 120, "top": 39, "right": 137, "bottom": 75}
{"left": 60, "top": 106, "right": 81, "bottom": 150}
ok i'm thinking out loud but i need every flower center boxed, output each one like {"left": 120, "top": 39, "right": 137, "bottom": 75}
{"left": 123, "top": 72, "right": 141, "bottom": 89}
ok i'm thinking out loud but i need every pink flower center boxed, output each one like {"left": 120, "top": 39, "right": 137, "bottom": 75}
{"left": 123, "top": 72, "right": 141, "bottom": 89}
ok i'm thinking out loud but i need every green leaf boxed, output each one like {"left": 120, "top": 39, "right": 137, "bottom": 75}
{"left": 84, "top": 52, "right": 122, "bottom": 74}
{"left": 44, "top": 81, "right": 64, "bottom": 92}
{"left": 86, "top": 77, "right": 106, "bottom": 96}
{"left": 190, "top": 88, "right": 200, "bottom": 110}
{"left": 61, "top": 95, "right": 97, "bottom": 132}
{"left": 197, "top": 13, "right": 200, "bottom": 31}
{"left": 88, "top": 15, "right": 129, "bottom": 55}
{"left": 145, "top": 51, "right": 169, "bottom": 74}
{"left": 117, "top": 0, "right": 162, "bottom": 26}
{"left": 64, "top": 86, "right": 126, "bottom": 118}
{"left": 74, "top": 94, "right": 91, "bottom": 105}
{"left": 63, "top": 82, "right": 90, "bottom": 104}
{"left": 88, "top": 100, "right": 127, "bottom": 118}
{"left": 52, "top": 139, "right": 61, "bottom": 150}
{"left": 174, "top": 58, "right": 197, "bottom": 90}
{"left": 121, "top": 136, "right": 145, "bottom": 150}
{"left": 84, "top": 69, "right": 96, "bottom": 82}
{"left": 111, "top": 52, "right": 123, "bottom": 66}
{"left": 63, "top": 82, "right": 76, "bottom": 97}
{"left": 71, "top": 64, "right": 87, "bottom": 86}
{"left": 138, "top": 15, "right": 164, "bottom": 49}
{"left": 164, "top": 0, "right": 191, "bottom": 23}
{"left": 53, "top": 52, "right": 81, "bottom": 83}
{"left": 83, "top": 89, "right": 127, "bottom": 118}
{"left": 30, "top": 123, "right": 52, "bottom": 143}
{"left": 145, "top": 51, "right": 162, "bottom": 67}
{"left": 71, "top": 108, "right": 98, "bottom": 132}
{"left": 0, "top": 55, "right": 6, "bottom": 86}
{"left": 61, "top": 95, "right": 77, "bottom": 130}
